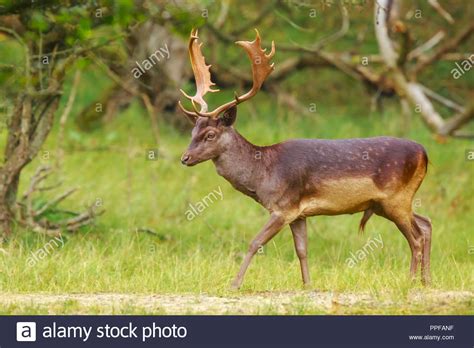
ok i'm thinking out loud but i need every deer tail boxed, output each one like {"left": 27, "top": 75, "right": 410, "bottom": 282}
{"left": 358, "top": 209, "right": 374, "bottom": 234}
{"left": 421, "top": 146, "right": 429, "bottom": 174}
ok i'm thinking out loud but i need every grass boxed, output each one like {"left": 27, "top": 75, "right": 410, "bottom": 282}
{"left": 0, "top": 82, "right": 472, "bottom": 315}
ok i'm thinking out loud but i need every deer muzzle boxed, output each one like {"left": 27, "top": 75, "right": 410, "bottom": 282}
{"left": 181, "top": 153, "right": 191, "bottom": 165}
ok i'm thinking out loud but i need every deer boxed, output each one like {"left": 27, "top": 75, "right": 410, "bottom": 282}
{"left": 178, "top": 29, "right": 432, "bottom": 290}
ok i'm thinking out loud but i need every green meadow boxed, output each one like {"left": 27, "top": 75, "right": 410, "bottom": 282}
{"left": 0, "top": 65, "right": 472, "bottom": 314}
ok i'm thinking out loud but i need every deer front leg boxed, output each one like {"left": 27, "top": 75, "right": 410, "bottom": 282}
{"left": 231, "top": 213, "right": 286, "bottom": 290}
{"left": 290, "top": 218, "right": 311, "bottom": 287}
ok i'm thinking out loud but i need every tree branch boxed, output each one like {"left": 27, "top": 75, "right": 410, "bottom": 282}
{"left": 413, "top": 23, "right": 474, "bottom": 74}
{"left": 374, "top": 0, "right": 474, "bottom": 136}
{"left": 428, "top": 0, "right": 455, "bottom": 24}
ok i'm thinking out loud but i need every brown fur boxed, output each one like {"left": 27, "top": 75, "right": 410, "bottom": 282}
{"left": 181, "top": 107, "right": 432, "bottom": 288}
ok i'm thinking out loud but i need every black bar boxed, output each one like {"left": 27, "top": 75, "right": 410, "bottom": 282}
{"left": 2, "top": 315, "right": 472, "bottom": 347}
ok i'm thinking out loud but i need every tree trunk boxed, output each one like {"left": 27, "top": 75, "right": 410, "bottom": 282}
{"left": 0, "top": 96, "right": 60, "bottom": 240}
{"left": 0, "top": 171, "right": 20, "bottom": 238}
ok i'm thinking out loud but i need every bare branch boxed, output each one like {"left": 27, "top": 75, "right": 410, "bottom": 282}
{"left": 419, "top": 85, "right": 465, "bottom": 113}
{"left": 60, "top": 206, "right": 103, "bottom": 228}
{"left": 34, "top": 188, "right": 78, "bottom": 217}
{"left": 22, "top": 166, "right": 51, "bottom": 200}
{"left": 17, "top": 166, "right": 103, "bottom": 235}
{"left": 215, "top": 0, "right": 230, "bottom": 29}
{"left": 408, "top": 30, "right": 445, "bottom": 60}
{"left": 439, "top": 104, "right": 474, "bottom": 136}
{"left": 23, "top": 166, "right": 52, "bottom": 224}
{"left": 405, "top": 82, "right": 445, "bottom": 131}
{"left": 428, "top": 0, "right": 455, "bottom": 24}
{"left": 451, "top": 130, "right": 474, "bottom": 139}
{"left": 312, "top": 2, "right": 350, "bottom": 50}
{"left": 274, "top": 9, "right": 316, "bottom": 33}
{"left": 374, "top": 0, "right": 397, "bottom": 67}
{"left": 413, "top": 23, "right": 474, "bottom": 74}
{"left": 56, "top": 69, "right": 81, "bottom": 168}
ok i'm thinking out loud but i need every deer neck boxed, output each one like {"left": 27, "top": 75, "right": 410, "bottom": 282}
{"left": 212, "top": 129, "right": 265, "bottom": 195}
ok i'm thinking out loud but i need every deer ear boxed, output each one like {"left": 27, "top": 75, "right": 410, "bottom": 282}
{"left": 219, "top": 106, "right": 237, "bottom": 127}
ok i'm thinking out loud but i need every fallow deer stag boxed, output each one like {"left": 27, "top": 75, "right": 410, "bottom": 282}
{"left": 178, "top": 29, "right": 432, "bottom": 289}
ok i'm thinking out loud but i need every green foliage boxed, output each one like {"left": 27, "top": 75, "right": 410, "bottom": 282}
{"left": 29, "top": 10, "right": 50, "bottom": 32}
{"left": 111, "top": 0, "right": 135, "bottom": 27}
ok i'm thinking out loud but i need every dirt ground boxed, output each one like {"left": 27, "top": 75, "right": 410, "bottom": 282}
{"left": 0, "top": 290, "right": 472, "bottom": 314}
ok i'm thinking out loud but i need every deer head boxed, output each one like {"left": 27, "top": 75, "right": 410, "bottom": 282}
{"left": 179, "top": 29, "right": 275, "bottom": 166}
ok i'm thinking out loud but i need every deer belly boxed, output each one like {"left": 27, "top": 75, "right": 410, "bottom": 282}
{"left": 300, "top": 177, "right": 383, "bottom": 216}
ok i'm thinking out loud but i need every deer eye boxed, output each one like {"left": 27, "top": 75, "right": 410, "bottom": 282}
{"left": 205, "top": 132, "right": 216, "bottom": 141}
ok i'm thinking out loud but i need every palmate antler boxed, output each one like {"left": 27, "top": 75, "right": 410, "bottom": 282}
{"left": 178, "top": 28, "right": 275, "bottom": 119}
{"left": 178, "top": 28, "right": 219, "bottom": 116}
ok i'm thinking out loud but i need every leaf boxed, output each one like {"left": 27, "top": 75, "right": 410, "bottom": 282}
{"left": 29, "top": 11, "right": 50, "bottom": 32}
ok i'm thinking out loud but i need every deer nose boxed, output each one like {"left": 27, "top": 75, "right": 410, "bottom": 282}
{"left": 181, "top": 154, "right": 191, "bottom": 165}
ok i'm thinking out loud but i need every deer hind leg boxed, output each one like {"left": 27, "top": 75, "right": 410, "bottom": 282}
{"left": 230, "top": 213, "right": 286, "bottom": 290}
{"left": 413, "top": 213, "right": 432, "bottom": 285}
{"left": 290, "top": 218, "right": 311, "bottom": 287}
{"left": 378, "top": 203, "right": 423, "bottom": 282}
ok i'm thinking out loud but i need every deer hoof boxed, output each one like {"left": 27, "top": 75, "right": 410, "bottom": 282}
{"left": 229, "top": 281, "right": 241, "bottom": 291}
{"left": 421, "top": 276, "right": 432, "bottom": 287}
